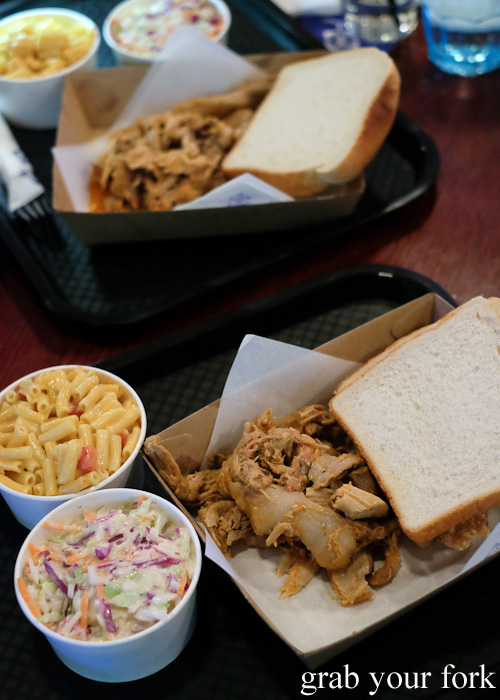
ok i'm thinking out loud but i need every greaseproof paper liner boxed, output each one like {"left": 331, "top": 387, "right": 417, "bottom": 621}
{"left": 51, "top": 27, "right": 296, "bottom": 214}
{"left": 191, "top": 334, "right": 500, "bottom": 663}
{"left": 0, "top": 115, "right": 44, "bottom": 212}
{"left": 204, "top": 334, "right": 359, "bottom": 459}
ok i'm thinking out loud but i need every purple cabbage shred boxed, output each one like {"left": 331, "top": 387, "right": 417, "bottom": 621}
{"left": 95, "top": 542, "right": 112, "bottom": 560}
{"left": 44, "top": 561, "right": 68, "bottom": 596}
{"left": 134, "top": 555, "right": 180, "bottom": 568}
{"left": 98, "top": 596, "right": 118, "bottom": 634}
{"left": 68, "top": 531, "right": 95, "bottom": 547}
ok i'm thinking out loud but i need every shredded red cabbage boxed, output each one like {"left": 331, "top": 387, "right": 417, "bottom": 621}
{"left": 95, "top": 542, "right": 112, "bottom": 559}
{"left": 97, "top": 597, "right": 118, "bottom": 634}
{"left": 94, "top": 510, "right": 119, "bottom": 524}
{"left": 44, "top": 561, "right": 68, "bottom": 596}
{"left": 134, "top": 555, "right": 180, "bottom": 568}
{"left": 68, "top": 531, "right": 95, "bottom": 547}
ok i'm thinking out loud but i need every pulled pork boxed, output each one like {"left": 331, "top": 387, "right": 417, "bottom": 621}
{"left": 145, "top": 405, "right": 402, "bottom": 606}
{"left": 89, "top": 78, "right": 272, "bottom": 213}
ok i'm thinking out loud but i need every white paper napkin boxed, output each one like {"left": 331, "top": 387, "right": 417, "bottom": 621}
{"left": 271, "top": 0, "right": 342, "bottom": 16}
{"left": 174, "top": 174, "right": 293, "bottom": 210}
{"left": 0, "top": 115, "right": 44, "bottom": 212}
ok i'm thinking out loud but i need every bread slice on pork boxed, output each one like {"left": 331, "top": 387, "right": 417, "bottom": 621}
{"left": 221, "top": 47, "right": 400, "bottom": 197}
{"left": 329, "top": 296, "right": 500, "bottom": 544}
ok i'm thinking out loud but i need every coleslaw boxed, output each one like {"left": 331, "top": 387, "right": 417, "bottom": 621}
{"left": 109, "top": 0, "right": 225, "bottom": 58}
{"left": 19, "top": 495, "right": 196, "bottom": 641}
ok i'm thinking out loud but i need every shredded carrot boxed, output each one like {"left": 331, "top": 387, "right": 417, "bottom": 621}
{"left": 137, "top": 494, "right": 146, "bottom": 505}
{"left": 84, "top": 510, "right": 96, "bottom": 522}
{"left": 17, "top": 577, "right": 41, "bottom": 619}
{"left": 28, "top": 543, "right": 62, "bottom": 565}
{"left": 48, "top": 549, "right": 62, "bottom": 564}
{"left": 65, "top": 553, "right": 82, "bottom": 565}
{"left": 177, "top": 565, "right": 190, "bottom": 596}
{"left": 28, "top": 543, "right": 41, "bottom": 565}
{"left": 64, "top": 552, "right": 95, "bottom": 572}
{"left": 42, "top": 520, "right": 65, "bottom": 530}
{"left": 96, "top": 584, "right": 105, "bottom": 598}
{"left": 42, "top": 521, "right": 81, "bottom": 533}
{"left": 177, "top": 573, "right": 188, "bottom": 596}
{"left": 66, "top": 551, "right": 93, "bottom": 565}
{"left": 80, "top": 591, "right": 89, "bottom": 629}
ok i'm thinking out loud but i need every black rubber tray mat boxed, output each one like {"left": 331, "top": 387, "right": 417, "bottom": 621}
{"left": 3, "top": 268, "right": 500, "bottom": 700}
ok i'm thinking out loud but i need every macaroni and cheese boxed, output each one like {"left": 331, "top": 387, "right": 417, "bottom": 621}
{"left": 0, "top": 366, "right": 142, "bottom": 496}
{"left": 0, "top": 13, "right": 96, "bottom": 79}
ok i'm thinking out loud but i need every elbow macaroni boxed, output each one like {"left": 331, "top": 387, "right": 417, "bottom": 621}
{"left": 0, "top": 14, "right": 96, "bottom": 80}
{"left": 0, "top": 367, "right": 143, "bottom": 497}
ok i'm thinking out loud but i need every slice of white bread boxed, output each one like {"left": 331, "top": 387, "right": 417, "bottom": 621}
{"left": 329, "top": 296, "right": 500, "bottom": 544}
{"left": 221, "top": 48, "right": 400, "bottom": 197}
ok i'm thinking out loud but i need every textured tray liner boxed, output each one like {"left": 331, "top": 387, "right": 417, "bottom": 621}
{"left": 52, "top": 44, "right": 364, "bottom": 244}
{"left": 144, "top": 293, "right": 500, "bottom": 668}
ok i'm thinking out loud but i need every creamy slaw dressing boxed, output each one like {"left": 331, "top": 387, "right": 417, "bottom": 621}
{"left": 22, "top": 496, "right": 195, "bottom": 641}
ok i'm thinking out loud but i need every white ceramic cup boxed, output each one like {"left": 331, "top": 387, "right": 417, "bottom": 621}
{"left": 14, "top": 488, "right": 202, "bottom": 681}
{"left": 0, "top": 365, "right": 147, "bottom": 529}
{"left": 103, "top": 0, "right": 231, "bottom": 65}
{"left": 0, "top": 8, "right": 101, "bottom": 129}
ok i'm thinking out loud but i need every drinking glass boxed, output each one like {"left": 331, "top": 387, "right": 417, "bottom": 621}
{"left": 421, "top": 0, "right": 500, "bottom": 76}
{"left": 343, "top": 0, "right": 419, "bottom": 47}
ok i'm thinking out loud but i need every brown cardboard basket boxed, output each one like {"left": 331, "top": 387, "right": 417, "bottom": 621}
{"left": 52, "top": 52, "right": 365, "bottom": 244}
{"left": 142, "top": 294, "right": 496, "bottom": 668}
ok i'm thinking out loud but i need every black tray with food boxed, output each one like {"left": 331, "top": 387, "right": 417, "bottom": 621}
{"left": 3, "top": 267, "right": 500, "bottom": 700}
{"left": 0, "top": 0, "right": 440, "bottom": 332}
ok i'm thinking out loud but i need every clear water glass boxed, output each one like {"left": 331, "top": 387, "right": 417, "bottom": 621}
{"left": 421, "top": 0, "right": 500, "bottom": 76}
{"left": 343, "top": 0, "right": 419, "bottom": 48}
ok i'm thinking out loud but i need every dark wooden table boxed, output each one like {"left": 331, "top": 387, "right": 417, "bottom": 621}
{"left": 0, "top": 14, "right": 499, "bottom": 387}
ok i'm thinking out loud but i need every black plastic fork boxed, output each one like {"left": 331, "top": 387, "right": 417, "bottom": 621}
{"left": 10, "top": 194, "right": 64, "bottom": 249}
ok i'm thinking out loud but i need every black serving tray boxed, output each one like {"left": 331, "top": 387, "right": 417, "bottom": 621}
{"left": 0, "top": 1, "right": 439, "bottom": 333}
{"left": 5, "top": 270, "right": 500, "bottom": 700}
{"left": 96, "top": 264, "right": 455, "bottom": 393}
{"left": 0, "top": 111, "right": 439, "bottom": 332}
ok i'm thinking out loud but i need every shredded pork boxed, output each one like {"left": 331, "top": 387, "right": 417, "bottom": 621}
{"left": 89, "top": 78, "right": 272, "bottom": 213}
{"left": 145, "top": 405, "right": 402, "bottom": 606}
